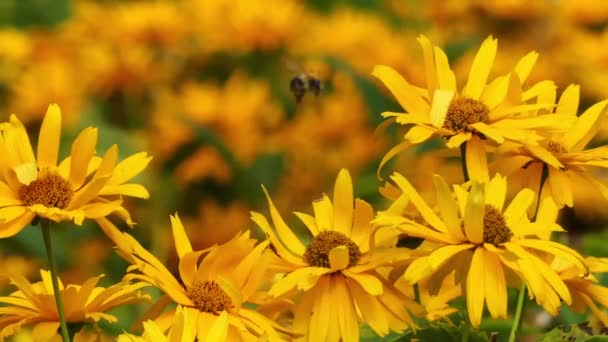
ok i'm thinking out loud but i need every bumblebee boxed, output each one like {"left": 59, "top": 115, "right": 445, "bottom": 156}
{"left": 285, "top": 59, "right": 323, "bottom": 103}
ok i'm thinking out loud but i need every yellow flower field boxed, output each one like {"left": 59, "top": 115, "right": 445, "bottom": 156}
{"left": 1, "top": 1, "right": 608, "bottom": 341}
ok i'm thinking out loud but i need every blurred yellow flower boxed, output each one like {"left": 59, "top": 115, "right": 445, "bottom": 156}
{"left": 99, "top": 215, "right": 290, "bottom": 341}
{"left": 0, "top": 104, "right": 151, "bottom": 238}
{"left": 374, "top": 173, "right": 588, "bottom": 326}
{"left": 372, "top": 35, "right": 571, "bottom": 181}
{"left": 0, "top": 270, "right": 149, "bottom": 341}
{"left": 496, "top": 85, "right": 608, "bottom": 208}
{"left": 252, "top": 169, "right": 421, "bottom": 341}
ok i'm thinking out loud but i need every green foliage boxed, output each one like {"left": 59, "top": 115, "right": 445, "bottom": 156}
{"left": 0, "top": 0, "right": 71, "bottom": 28}
{"left": 538, "top": 323, "right": 608, "bottom": 341}
{"left": 391, "top": 321, "right": 490, "bottom": 342}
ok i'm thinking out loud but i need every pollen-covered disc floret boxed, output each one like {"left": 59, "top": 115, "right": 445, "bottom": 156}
{"left": 186, "top": 280, "right": 233, "bottom": 313}
{"left": 303, "top": 230, "right": 361, "bottom": 268}
{"left": 482, "top": 205, "right": 512, "bottom": 245}
{"left": 18, "top": 173, "right": 73, "bottom": 209}
{"left": 444, "top": 97, "right": 490, "bottom": 132}
{"left": 544, "top": 140, "right": 568, "bottom": 154}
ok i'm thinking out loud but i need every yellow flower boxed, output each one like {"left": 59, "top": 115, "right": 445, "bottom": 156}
{"left": 0, "top": 269, "right": 149, "bottom": 341}
{"left": 117, "top": 306, "right": 196, "bottom": 342}
{"left": 0, "top": 104, "right": 151, "bottom": 238}
{"left": 495, "top": 84, "right": 608, "bottom": 208}
{"left": 252, "top": 169, "right": 421, "bottom": 341}
{"left": 557, "top": 256, "right": 608, "bottom": 327}
{"left": 98, "top": 215, "right": 290, "bottom": 341}
{"left": 371, "top": 35, "right": 572, "bottom": 181}
{"left": 374, "top": 173, "right": 588, "bottom": 326}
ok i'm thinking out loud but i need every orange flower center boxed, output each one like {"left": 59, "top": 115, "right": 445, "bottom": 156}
{"left": 444, "top": 97, "right": 489, "bottom": 132}
{"left": 303, "top": 231, "right": 361, "bottom": 268}
{"left": 18, "top": 173, "right": 73, "bottom": 209}
{"left": 544, "top": 140, "right": 567, "bottom": 154}
{"left": 186, "top": 280, "right": 233, "bottom": 313}
{"left": 483, "top": 205, "right": 512, "bottom": 245}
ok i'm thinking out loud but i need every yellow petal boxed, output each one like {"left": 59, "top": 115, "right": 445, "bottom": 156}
{"left": 268, "top": 267, "right": 330, "bottom": 297}
{"left": 548, "top": 168, "right": 573, "bottom": 208}
{"left": 329, "top": 245, "right": 350, "bottom": 271}
{"left": 262, "top": 186, "right": 305, "bottom": 255}
{"left": 170, "top": 214, "right": 193, "bottom": 258}
{"left": 343, "top": 270, "right": 383, "bottom": 296}
{"left": 12, "top": 163, "right": 37, "bottom": 185}
{"left": 390, "top": 173, "right": 447, "bottom": 232}
{"left": 37, "top": 104, "right": 62, "bottom": 169}
{"left": 467, "top": 248, "right": 486, "bottom": 327}
{"left": 466, "top": 135, "right": 489, "bottom": 183}
{"left": 99, "top": 184, "right": 150, "bottom": 198}
{"left": 349, "top": 279, "right": 389, "bottom": 336}
{"left": 312, "top": 195, "right": 333, "bottom": 232}
{"left": 404, "top": 125, "right": 435, "bottom": 144}
{"left": 417, "top": 34, "right": 438, "bottom": 99}
{"left": 480, "top": 73, "right": 510, "bottom": 110}
{"left": 0, "top": 211, "right": 35, "bottom": 238}
{"left": 503, "top": 188, "right": 534, "bottom": 230}
{"left": 334, "top": 275, "right": 359, "bottom": 342}
{"left": 445, "top": 131, "right": 472, "bottom": 149}
{"left": 429, "top": 89, "right": 455, "bottom": 128}
{"left": 309, "top": 277, "right": 331, "bottom": 342}
{"left": 69, "top": 127, "right": 98, "bottom": 189}
{"left": 464, "top": 181, "right": 485, "bottom": 244}
{"left": 371, "top": 65, "right": 429, "bottom": 114}
{"left": 434, "top": 46, "right": 456, "bottom": 91}
{"left": 432, "top": 174, "right": 465, "bottom": 240}
{"left": 514, "top": 51, "right": 538, "bottom": 84}
{"left": 463, "top": 36, "right": 497, "bottom": 100}
{"left": 428, "top": 244, "right": 475, "bottom": 270}
{"left": 377, "top": 141, "right": 411, "bottom": 180}
{"left": 470, "top": 122, "right": 504, "bottom": 144}
{"left": 206, "top": 310, "right": 229, "bottom": 341}
{"left": 556, "top": 84, "right": 580, "bottom": 116}
{"left": 108, "top": 152, "right": 152, "bottom": 185}
{"left": 484, "top": 251, "right": 507, "bottom": 319}
{"left": 566, "top": 99, "right": 608, "bottom": 152}
{"left": 333, "top": 169, "right": 354, "bottom": 236}
{"left": 485, "top": 174, "right": 506, "bottom": 211}
{"left": 4, "top": 115, "right": 35, "bottom": 166}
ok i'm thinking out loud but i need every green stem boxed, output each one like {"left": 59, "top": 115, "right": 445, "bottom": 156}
{"left": 460, "top": 142, "right": 469, "bottom": 183}
{"left": 461, "top": 310, "right": 470, "bottom": 342}
{"left": 508, "top": 164, "right": 549, "bottom": 342}
{"left": 508, "top": 283, "right": 527, "bottom": 342}
{"left": 41, "top": 220, "right": 70, "bottom": 342}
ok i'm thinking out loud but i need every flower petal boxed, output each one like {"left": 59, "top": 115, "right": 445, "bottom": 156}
{"left": 463, "top": 36, "right": 497, "bottom": 100}
{"left": 430, "top": 89, "right": 455, "bottom": 128}
{"left": 464, "top": 182, "right": 485, "bottom": 244}
{"left": 69, "top": 127, "right": 98, "bottom": 189}
{"left": 333, "top": 169, "right": 354, "bottom": 236}
{"left": 371, "top": 65, "right": 429, "bottom": 114}
{"left": 329, "top": 245, "right": 350, "bottom": 271}
{"left": 467, "top": 248, "right": 485, "bottom": 327}
{"left": 466, "top": 135, "right": 489, "bottom": 183}
{"left": 37, "top": 104, "right": 62, "bottom": 169}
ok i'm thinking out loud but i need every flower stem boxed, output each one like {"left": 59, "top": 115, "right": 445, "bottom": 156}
{"left": 41, "top": 219, "right": 70, "bottom": 342}
{"left": 508, "top": 164, "right": 549, "bottom": 342}
{"left": 508, "top": 282, "right": 527, "bottom": 342}
{"left": 460, "top": 142, "right": 470, "bottom": 183}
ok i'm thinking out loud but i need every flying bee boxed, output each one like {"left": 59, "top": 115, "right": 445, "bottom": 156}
{"left": 285, "top": 59, "right": 324, "bottom": 103}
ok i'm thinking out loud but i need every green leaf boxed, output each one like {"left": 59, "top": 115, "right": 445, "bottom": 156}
{"left": 391, "top": 321, "right": 489, "bottom": 342}
{"left": 537, "top": 323, "right": 601, "bottom": 342}
{"left": 10, "top": 0, "right": 71, "bottom": 28}
{"left": 235, "top": 153, "right": 284, "bottom": 206}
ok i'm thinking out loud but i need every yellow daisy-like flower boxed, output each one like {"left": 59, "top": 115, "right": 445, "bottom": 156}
{"left": 556, "top": 256, "right": 608, "bottom": 327}
{"left": 98, "top": 215, "right": 290, "bottom": 341}
{"left": 373, "top": 173, "right": 588, "bottom": 326}
{"left": 117, "top": 306, "right": 196, "bottom": 342}
{"left": 0, "top": 104, "right": 151, "bottom": 238}
{"left": 495, "top": 84, "right": 608, "bottom": 208}
{"left": 0, "top": 269, "right": 149, "bottom": 340}
{"left": 251, "top": 168, "right": 421, "bottom": 341}
{"left": 371, "top": 35, "right": 572, "bottom": 181}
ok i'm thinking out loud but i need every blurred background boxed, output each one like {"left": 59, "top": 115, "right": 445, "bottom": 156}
{"left": 2, "top": 0, "right": 608, "bottom": 339}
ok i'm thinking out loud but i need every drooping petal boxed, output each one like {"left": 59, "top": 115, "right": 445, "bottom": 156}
{"left": 371, "top": 65, "right": 429, "bottom": 114}
{"left": 466, "top": 135, "right": 489, "bottom": 183}
{"left": 484, "top": 251, "right": 507, "bottom": 319}
{"left": 466, "top": 248, "right": 486, "bottom": 327}
{"left": 429, "top": 89, "right": 455, "bottom": 128}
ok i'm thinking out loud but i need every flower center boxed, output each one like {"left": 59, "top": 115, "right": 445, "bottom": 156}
{"left": 444, "top": 97, "right": 490, "bottom": 132}
{"left": 18, "top": 173, "right": 73, "bottom": 209}
{"left": 483, "top": 205, "right": 512, "bottom": 245}
{"left": 544, "top": 140, "right": 567, "bottom": 154}
{"left": 303, "top": 231, "right": 361, "bottom": 268}
{"left": 186, "top": 280, "right": 233, "bottom": 313}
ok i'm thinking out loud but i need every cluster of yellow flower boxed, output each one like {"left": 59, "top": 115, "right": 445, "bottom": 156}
{"left": 2, "top": 33, "right": 608, "bottom": 341}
